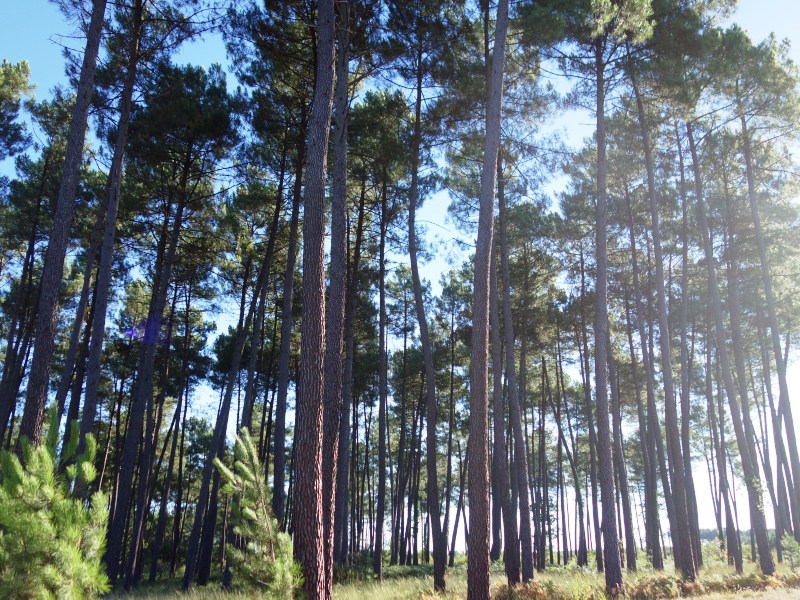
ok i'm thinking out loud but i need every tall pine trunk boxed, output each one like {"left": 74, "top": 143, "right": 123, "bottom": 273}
{"left": 498, "top": 161, "right": 534, "bottom": 581}
{"left": 81, "top": 0, "right": 144, "bottom": 450}
{"left": 467, "top": 0, "right": 508, "bottom": 595}
{"left": 293, "top": 1, "right": 336, "bottom": 595}
{"left": 739, "top": 113, "right": 800, "bottom": 541}
{"left": 322, "top": 6, "right": 351, "bottom": 588}
{"left": 406, "top": 48, "right": 447, "bottom": 592}
{"left": 686, "top": 121, "right": 774, "bottom": 575}
{"left": 631, "top": 72, "right": 694, "bottom": 580}
{"left": 20, "top": 0, "right": 108, "bottom": 445}
{"left": 273, "top": 121, "right": 305, "bottom": 523}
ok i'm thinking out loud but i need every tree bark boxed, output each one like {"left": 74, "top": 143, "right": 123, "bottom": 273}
{"left": 322, "top": 4, "right": 351, "bottom": 588}
{"left": 81, "top": 0, "right": 144, "bottom": 451}
{"left": 631, "top": 71, "right": 694, "bottom": 580}
{"left": 19, "top": 0, "right": 108, "bottom": 445}
{"left": 467, "top": 0, "right": 508, "bottom": 595}
{"left": 374, "top": 178, "right": 388, "bottom": 579}
{"left": 293, "top": 0, "right": 335, "bottom": 595}
{"left": 498, "top": 161, "right": 534, "bottom": 581}
{"left": 273, "top": 115, "right": 305, "bottom": 522}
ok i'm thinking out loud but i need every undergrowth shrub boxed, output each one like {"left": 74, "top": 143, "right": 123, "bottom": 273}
{"left": 725, "top": 572, "right": 782, "bottom": 591}
{"left": 783, "top": 537, "right": 800, "bottom": 571}
{"left": 0, "top": 412, "right": 110, "bottom": 599}
{"left": 215, "top": 428, "right": 301, "bottom": 599}
{"left": 494, "top": 578, "right": 602, "bottom": 600}
{"left": 627, "top": 574, "right": 680, "bottom": 599}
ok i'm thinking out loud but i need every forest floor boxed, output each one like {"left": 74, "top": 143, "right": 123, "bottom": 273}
{"left": 117, "top": 555, "right": 800, "bottom": 599}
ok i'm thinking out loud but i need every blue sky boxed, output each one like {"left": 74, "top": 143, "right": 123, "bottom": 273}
{"left": 2, "top": 0, "right": 800, "bottom": 533}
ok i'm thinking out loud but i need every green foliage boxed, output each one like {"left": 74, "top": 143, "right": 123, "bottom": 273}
{"left": 782, "top": 537, "right": 800, "bottom": 571}
{"left": 214, "top": 428, "right": 300, "bottom": 598}
{"left": 0, "top": 410, "right": 110, "bottom": 599}
{"left": 494, "top": 578, "right": 604, "bottom": 600}
{"left": 0, "top": 58, "right": 32, "bottom": 159}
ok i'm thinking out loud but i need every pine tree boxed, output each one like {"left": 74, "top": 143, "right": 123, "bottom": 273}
{"left": 215, "top": 428, "right": 301, "bottom": 597}
{"left": 0, "top": 408, "right": 109, "bottom": 599}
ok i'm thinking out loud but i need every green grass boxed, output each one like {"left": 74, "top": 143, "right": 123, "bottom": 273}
{"left": 112, "top": 552, "right": 800, "bottom": 599}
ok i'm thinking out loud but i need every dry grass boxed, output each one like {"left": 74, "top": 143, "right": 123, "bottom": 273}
{"left": 113, "top": 552, "right": 800, "bottom": 599}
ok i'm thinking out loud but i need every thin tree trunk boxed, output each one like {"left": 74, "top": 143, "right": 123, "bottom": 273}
{"left": 273, "top": 119, "right": 306, "bottom": 522}
{"left": 374, "top": 178, "right": 388, "bottom": 579}
{"left": 19, "top": 0, "right": 108, "bottom": 445}
{"left": 740, "top": 113, "right": 800, "bottom": 544}
{"left": 406, "top": 46, "right": 446, "bottom": 592}
{"left": 498, "top": 161, "right": 533, "bottom": 581}
{"left": 676, "top": 128, "right": 702, "bottom": 565}
{"left": 108, "top": 179, "right": 188, "bottom": 586}
{"left": 81, "top": 0, "right": 144, "bottom": 453}
{"left": 491, "top": 235, "right": 518, "bottom": 580}
{"left": 608, "top": 334, "right": 636, "bottom": 571}
{"left": 631, "top": 72, "right": 694, "bottom": 580}
{"left": 686, "top": 121, "right": 773, "bottom": 575}
{"left": 335, "top": 178, "right": 367, "bottom": 564}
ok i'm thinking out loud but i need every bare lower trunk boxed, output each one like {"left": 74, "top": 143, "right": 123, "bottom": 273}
{"left": 595, "top": 41, "right": 623, "bottom": 592}
{"left": 686, "top": 121, "right": 773, "bottom": 575}
{"left": 293, "top": 2, "right": 335, "bottom": 595}
{"left": 273, "top": 121, "right": 305, "bottom": 522}
{"left": 467, "top": 0, "right": 508, "bottom": 595}
{"left": 490, "top": 238, "right": 517, "bottom": 582}
{"left": 740, "top": 113, "right": 800, "bottom": 546}
{"left": 632, "top": 72, "right": 694, "bottom": 580}
{"left": 322, "top": 7, "right": 351, "bottom": 588}
{"left": 498, "top": 164, "right": 533, "bottom": 581}
{"left": 374, "top": 184, "right": 388, "bottom": 578}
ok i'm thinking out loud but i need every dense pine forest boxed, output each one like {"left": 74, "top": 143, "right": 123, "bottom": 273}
{"left": 2, "top": 0, "right": 800, "bottom": 598}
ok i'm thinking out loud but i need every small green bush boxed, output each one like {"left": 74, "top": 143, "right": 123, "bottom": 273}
{"left": 0, "top": 415, "right": 110, "bottom": 599}
{"left": 215, "top": 428, "right": 301, "bottom": 598}
{"left": 783, "top": 537, "right": 800, "bottom": 571}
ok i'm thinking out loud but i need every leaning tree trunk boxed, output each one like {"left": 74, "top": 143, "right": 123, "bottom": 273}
{"left": 19, "top": 0, "right": 108, "bottom": 446}
{"left": 686, "top": 121, "right": 774, "bottom": 575}
{"left": 182, "top": 247, "right": 270, "bottom": 590}
{"left": 467, "top": 0, "right": 509, "bottom": 596}
{"left": 739, "top": 113, "right": 800, "bottom": 537}
{"left": 293, "top": 1, "right": 336, "bottom": 595}
{"left": 107, "top": 179, "right": 187, "bottom": 586}
{"left": 81, "top": 0, "right": 144, "bottom": 452}
{"left": 632, "top": 72, "right": 694, "bottom": 580}
{"left": 54, "top": 197, "right": 105, "bottom": 428}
